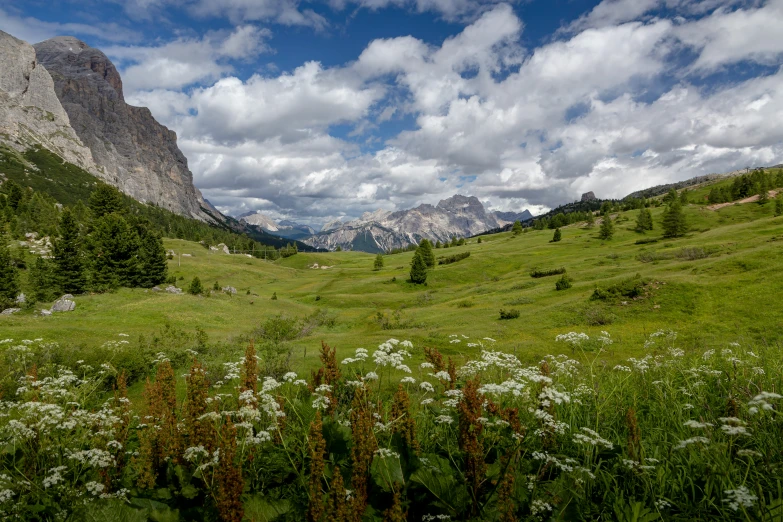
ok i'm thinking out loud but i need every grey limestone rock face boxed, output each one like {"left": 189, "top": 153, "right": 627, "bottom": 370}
{"left": 33, "top": 36, "right": 213, "bottom": 222}
{"left": 1, "top": 308, "right": 21, "bottom": 315}
{"left": 304, "top": 194, "right": 504, "bottom": 252}
{"left": 0, "top": 30, "right": 98, "bottom": 173}
{"left": 581, "top": 191, "right": 597, "bottom": 202}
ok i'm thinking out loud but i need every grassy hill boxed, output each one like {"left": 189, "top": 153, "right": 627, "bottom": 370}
{"left": 4, "top": 186, "right": 782, "bottom": 382}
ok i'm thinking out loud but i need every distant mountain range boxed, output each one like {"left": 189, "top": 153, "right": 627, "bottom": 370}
{"left": 238, "top": 211, "right": 316, "bottom": 240}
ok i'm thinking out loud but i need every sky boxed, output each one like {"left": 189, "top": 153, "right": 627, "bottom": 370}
{"left": 2, "top": 0, "right": 783, "bottom": 226}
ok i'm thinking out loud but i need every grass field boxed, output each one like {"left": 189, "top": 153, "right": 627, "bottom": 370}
{"left": 4, "top": 194, "right": 783, "bottom": 383}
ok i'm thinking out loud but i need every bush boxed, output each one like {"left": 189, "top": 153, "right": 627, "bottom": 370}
{"left": 584, "top": 306, "right": 616, "bottom": 325}
{"left": 187, "top": 276, "right": 203, "bottom": 295}
{"left": 530, "top": 267, "right": 566, "bottom": 278}
{"left": 455, "top": 300, "right": 474, "bottom": 308}
{"left": 499, "top": 308, "right": 520, "bottom": 320}
{"left": 271, "top": 292, "right": 278, "bottom": 300}
{"left": 635, "top": 237, "right": 659, "bottom": 245}
{"left": 437, "top": 251, "right": 471, "bottom": 265}
{"left": 590, "top": 275, "right": 648, "bottom": 301}
{"left": 555, "top": 274, "right": 572, "bottom": 291}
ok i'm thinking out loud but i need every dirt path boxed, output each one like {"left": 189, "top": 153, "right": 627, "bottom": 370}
{"left": 706, "top": 190, "right": 779, "bottom": 211}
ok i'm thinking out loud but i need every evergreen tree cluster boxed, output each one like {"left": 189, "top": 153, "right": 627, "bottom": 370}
{"left": 707, "top": 169, "right": 783, "bottom": 205}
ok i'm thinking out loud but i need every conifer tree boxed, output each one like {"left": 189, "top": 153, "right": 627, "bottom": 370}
{"left": 662, "top": 200, "right": 688, "bottom": 238}
{"left": 373, "top": 253, "right": 384, "bottom": 271}
{"left": 512, "top": 220, "right": 523, "bottom": 235}
{"left": 91, "top": 214, "right": 141, "bottom": 289}
{"left": 188, "top": 276, "right": 204, "bottom": 295}
{"left": 679, "top": 189, "right": 689, "bottom": 205}
{"left": 635, "top": 208, "right": 653, "bottom": 232}
{"left": 28, "top": 256, "right": 57, "bottom": 302}
{"left": 775, "top": 195, "right": 783, "bottom": 217}
{"left": 551, "top": 228, "right": 562, "bottom": 242}
{"left": 0, "top": 237, "right": 19, "bottom": 307}
{"left": 435, "top": 240, "right": 442, "bottom": 248}
{"left": 88, "top": 184, "right": 125, "bottom": 219}
{"left": 758, "top": 179, "right": 769, "bottom": 205}
{"left": 586, "top": 211, "right": 595, "bottom": 228}
{"left": 598, "top": 215, "right": 614, "bottom": 240}
{"left": 53, "top": 209, "right": 86, "bottom": 294}
{"left": 137, "top": 225, "right": 168, "bottom": 288}
{"left": 418, "top": 239, "right": 435, "bottom": 268}
{"left": 477, "top": 237, "right": 482, "bottom": 244}
{"left": 409, "top": 250, "right": 427, "bottom": 284}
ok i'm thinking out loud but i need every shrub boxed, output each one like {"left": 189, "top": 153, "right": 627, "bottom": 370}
{"left": 584, "top": 306, "right": 616, "bottom": 325}
{"left": 499, "top": 308, "right": 520, "bottom": 320}
{"left": 550, "top": 228, "right": 562, "bottom": 243}
{"left": 437, "top": 251, "right": 471, "bottom": 265}
{"left": 591, "top": 275, "right": 648, "bottom": 301}
{"left": 455, "top": 300, "right": 475, "bottom": 308}
{"left": 635, "top": 237, "right": 659, "bottom": 245}
{"left": 530, "top": 267, "right": 566, "bottom": 278}
{"left": 555, "top": 274, "right": 572, "bottom": 291}
{"left": 271, "top": 292, "right": 278, "bottom": 300}
{"left": 187, "top": 276, "right": 204, "bottom": 295}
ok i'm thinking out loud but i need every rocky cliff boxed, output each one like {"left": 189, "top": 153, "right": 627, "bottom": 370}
{"left": 33, "top": 36, "right": 214, "bottom": 221}
{"left": 304, "top": 195, "right": 504, "bottom": 252}
{"left": 0, "top": 31, "right": 98, "bottom": 172}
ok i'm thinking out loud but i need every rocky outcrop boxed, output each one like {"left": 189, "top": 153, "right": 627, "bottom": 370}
{"left": 0, "top": 31, "right": 98, "bottom": 172}
{"left": 304, "top": 195, "right": 503, "bottom": 252}
{"left": 51, "top": 295, "right": 76, "bottom": 312}
{"left": 33, "top": 36, "right": 214, "bottom": 221}
{"left": 581, "top": 191, "right": 597, "bottom": 202}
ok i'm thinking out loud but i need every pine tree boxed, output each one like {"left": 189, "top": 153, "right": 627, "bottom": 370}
{"left": 512, "top": 220, "right": 523, "bottom": 235}
{"left": 91, "top": 214, "right": 141, "bottom": 290}
{"left": 0, "top": 238, "right": 19, "bottom": 307}
{"left": 88, "top": 184, "right": 125, "bottom": 219}
{"left": 435, "top": 240, "right": 442, "bottom": 248}
{"left": 409, "top": 250, "right": 427, "bottom": 284}
{"left": 758, "top": 179, "right": 769, "bottom": 205}
{"left": 373, "top": 253, "right": 384, "bottom": 271}
{"left": 477, "top": 237, "right": 482, "bottom": 244}
{"left": 418, "top": 239, "right": 435, "bottom": 268}
{"left": 586, "top": 211, "right": 595, "bottom": 228}
{"left": 53, "top": 209, "right": 86, "bottom": 294}
{"left": 635, "top": 208, "right": 653, "bottom": 232}
{"left": 679, "top": 189, "right": 689, "bottom": 205}
{"left": 662, "top": 200, "right": 688, "bottom": 238}
{"left": 5, "top": 181, "right": 24, "bottom": 211}
{"left": 188, "top": 276, "right": 204, "bottom": 295}
{"left": 551, "top": 228, "right": 562, "bottom": 243}
{"left": 137, "top": 226, "right": 168, "bottom": 288}
{"left": 598, "top": 215, "right": 614, "bottom": 240}
{"left": 28, "top": 256, "right": 57, "bottom": 302}
{"left": 775, "top": 195, "right": 783, "bottom": 217}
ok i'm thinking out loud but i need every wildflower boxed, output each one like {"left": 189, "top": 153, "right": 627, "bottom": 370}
{"left": 420, "top": 362, "right": 435, "bottom": 369}
{"left": 435, "top": 415, "right": 454, "bottom": 424}
{"left": 655, "top": 499, "right": 671, "bottom": 510}
{"left": 683, "top": 420, "right": 713, "bottom": 429}
{"left": 723, "top": 486, "right": 757, "bottom": 512}
{"left": 573, "top": 427, "right": 613, "bottom": 449}
{"left": 674, "top": 436, "right": 710, "bottom": 450}
{"left": 400, "top": 376, "right": 416, "bottom": 384}
{"left": 363, "top": 372, "right": 379, "bottom": 381}
{"left": 737, "top": 449, "right": 762, "bottom": 457}
{"left": 374, "top": 448, "right": 400, "bottom": 459}
{"left": 431, "top": 371, "right": 451, "bottom": 382}
{"left": 421, "top": 398, "right": 434, "bottom": 405}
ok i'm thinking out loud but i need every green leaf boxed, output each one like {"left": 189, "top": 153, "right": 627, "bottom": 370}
{"left": 243, "top": 495, "right": 291, "bottom": 522}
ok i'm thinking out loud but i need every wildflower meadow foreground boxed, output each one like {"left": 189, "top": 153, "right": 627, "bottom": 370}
{"left": 0, "top": 332, "right": 781, "bottom": 521}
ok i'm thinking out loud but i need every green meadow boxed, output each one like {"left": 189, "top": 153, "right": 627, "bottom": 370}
{"left": 4, "top": 190, "right": 782, "bottom": 376}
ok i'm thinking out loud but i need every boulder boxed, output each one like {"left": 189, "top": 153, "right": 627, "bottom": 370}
{"left": 40, "top": 309, "right": 52, "bottom": 316}
{"left": 217, "top": 243, "right": 230, "bottom": 254}
{"left": 151, "top": 286, "right": 161, "bottom": 292}
{"left": 51, "top": 297, "right": 75, "bottom": 312}
{"left": 15, "top": 293, "right": 25, "bottom": 304}
{"left": 165, "top": 285, "right": 183, "bottom": 294}
{"left": 1, "top": 308, "right": 20, "bottom": 315}
{"left": 222, "top": 286, "right": 237, "bottom": 295}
